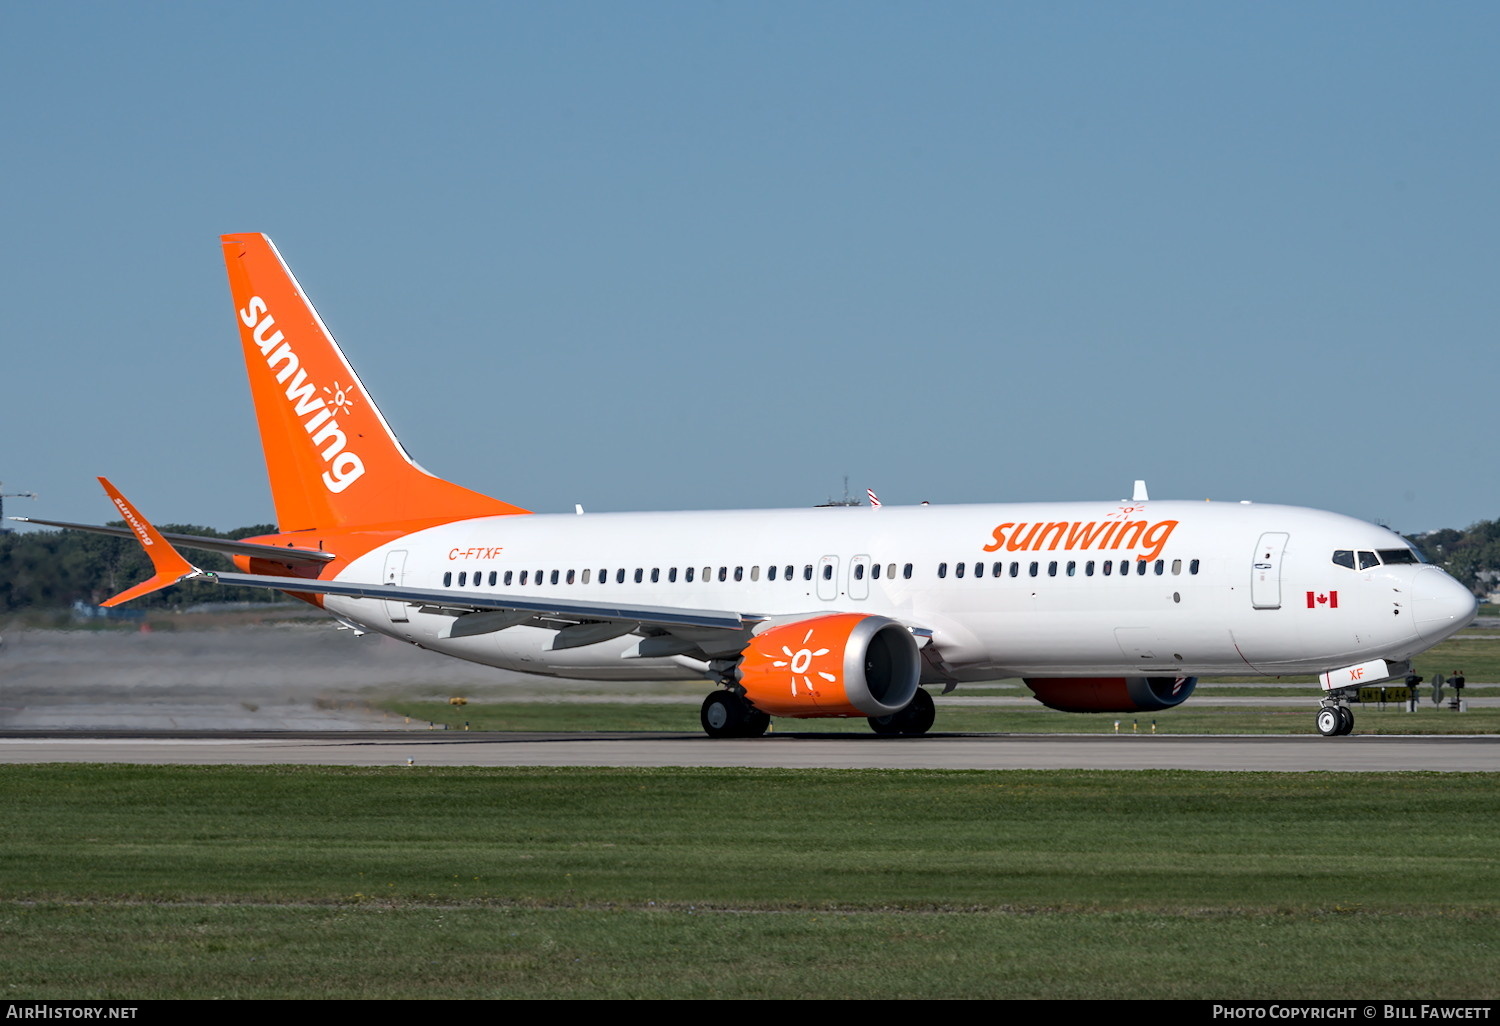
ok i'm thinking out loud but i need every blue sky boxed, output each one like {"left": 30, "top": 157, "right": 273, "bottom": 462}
{"left": 3, "top": 1, "right": 1497, "bottom": 536}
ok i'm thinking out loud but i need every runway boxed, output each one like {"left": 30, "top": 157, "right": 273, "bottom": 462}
{"left": 0, "top": 730, "right": 1494, "bottom": 771}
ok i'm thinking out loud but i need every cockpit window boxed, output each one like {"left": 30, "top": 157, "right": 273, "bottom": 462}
{"left": 1334, "top": 546, "right": 1425, "bottom": 570}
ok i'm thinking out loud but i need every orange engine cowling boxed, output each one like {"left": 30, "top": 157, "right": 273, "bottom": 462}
{"left": 737, "top": 613, "right": 921, "bottom": 718}
{"left": 1022, "top": 676, "right": 1198, "bottom": 713}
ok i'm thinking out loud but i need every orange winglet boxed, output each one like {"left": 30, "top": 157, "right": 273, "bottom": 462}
{"left": 96, "top": 477, "right": 201, "bottom": 606}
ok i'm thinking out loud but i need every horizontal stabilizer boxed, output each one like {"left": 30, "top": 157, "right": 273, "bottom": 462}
{"left": 10, "top": 516, "right": 334, "bottom": 564}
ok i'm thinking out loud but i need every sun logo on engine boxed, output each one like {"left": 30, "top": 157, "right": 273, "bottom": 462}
{"left": 770, "top": 629, "right": 838, "bottom": 696}
{"left": 324, "top": 381, "right": 359, "bottom": 415}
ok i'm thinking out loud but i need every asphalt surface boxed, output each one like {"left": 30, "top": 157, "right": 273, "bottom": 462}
{"left": 0, "top": 730, "right": 1494, "bottom": 771}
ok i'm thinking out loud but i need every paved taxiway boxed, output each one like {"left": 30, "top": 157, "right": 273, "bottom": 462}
{"left": 1, "top": 731, "right": 1494, "bottom": 771}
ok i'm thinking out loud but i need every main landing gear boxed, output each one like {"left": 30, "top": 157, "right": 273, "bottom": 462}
{"left": 700, "top": 691, "right": 771, "bottom": 739}
{"left": 698, "top": 688, "right": 939, "bottom": 738}
{"left": 868, "top": 687, "right": 936, "bottom": 736}
{"left": 1316, "top": 701, "right": 1354, "bottom": 737}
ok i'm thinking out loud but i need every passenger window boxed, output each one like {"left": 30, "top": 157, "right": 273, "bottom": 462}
{"left": 536, "top": 570, "right": 544, "bottom": 585}
{"left": 566, "top": 569, "right": 575, "bottom": 585}
{"left": 888, "top": 563, "right": 897, "bottom": 579}
{"left": 703, "top": 567, "right": 712, "bottom": 581}
{"left": 973, "top": 562, "right": 983, "bottom": 578}
{"left": 751, "top": 566, "right": 760, "bottom": 581}
{"left": 903, "top": 563, "right": 913, "bottom": 579}
{"left": 520, "top": 571, "right": 528, "bottom": 585}
{"left": 1029, "top": 562, "right": 1039, "bottom": 577}
{"left": 1190, "top": 559, "right": 1200, "bottom": 575}
{"left": 719, "top": 566, "right": 728, "bottom": 582}
{"left": 821, "top": 564, "right": 832, "bottom": 581}
{"left": 651, "top": 568, "right": 660, "bottom": 583}
{"left": 581, "top": 569, "right": 590, "bottom": 584}
{"left": 734, "top": 567, "right": 744, "bottom": 582}
{"left": 1103, "top": 561, "right": 1112, "bottom": 576}
{"left": 854, "top": 564, "right": 865, "bottom": 580}
{"left": 804, "top": 565, "right": 814, "bottom": 581}
{"left": 1154, "top": 560, "right": 1164, "bottom": 575}
{"left": 788, "top": 566, "right": 796, "bottom": 580}
{"left": 685, "top": 567, "right": 695, "bottom": 582}
{"left": 458, "top": 572, "right": 467, "bottom": 587}
{"left": 938, "top": 563, "right": 948, "bottom": 579}
{"left": 443, "top": 572, "right": 452, "bottom": 587}
{"left": 871, "top": 564, "right": 881, "bottom": 580}
{"left": 1085, "top": 560, "right": 1095, "bottom": 576}
{"left": 1171, "top": 560, "right": 1181, "bottom": 575}
{"left": 668, "top": 567, "right": 677, "bottom": 583}
{"left": 1009, "top": 562, "right": 1019, "bottom": 577}
{"left": 1048, "top": 561, "right": 1058, "bottom": 577}
{"left": 1358, "top": 551, "right": 1380, "bottom": 570}
{"left": 1136, "top": 560, "right": 1147, "bottom": 576}
{"left": 954, "top": 562, "right": 964, "bottom": 578}
{"left": 617, "top": 569, "right": 626, "bottom": 584}
{"left": 768, "top": 565, "right": 778, "bottom": 581}
{"left": 1119, "top": 561, "right": 1130, "bottom": 576}
{"left": 1066, "top": 561, "right": 1076, "bottom": 576}
{"left": 505, "top": 570, "right": 514, "bottom": 586}
{"left": 634, "top": 569, "right": 643, "bottom": 583}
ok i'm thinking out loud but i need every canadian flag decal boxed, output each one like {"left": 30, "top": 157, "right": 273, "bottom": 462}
{"left": 1306, "top": 591, "right": 1339, "bottom": 609}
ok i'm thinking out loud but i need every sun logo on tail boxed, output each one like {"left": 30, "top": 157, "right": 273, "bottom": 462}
{"left": 770, "top": 629, "right": 837, "bottom": 696}
{"left": 324, "top": 381, "right": 359, "bottom": 415}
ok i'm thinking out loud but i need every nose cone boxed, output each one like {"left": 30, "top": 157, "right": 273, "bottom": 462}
{"left": 1412, "top": 567, "right": 1477, "bottom": 643}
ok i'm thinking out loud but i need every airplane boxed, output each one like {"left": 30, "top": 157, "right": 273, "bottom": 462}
{"left": 21, "top": 233, "right": 1478, "bottom": 739}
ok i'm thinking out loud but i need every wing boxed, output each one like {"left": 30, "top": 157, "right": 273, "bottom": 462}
{"left": 91, "top": 479, "right": 755, "bottom": 655}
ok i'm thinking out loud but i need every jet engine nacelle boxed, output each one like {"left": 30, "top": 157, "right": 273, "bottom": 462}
{"left": 737, "top": 613, "right": 921, "bottom": 718}
{"left": 1023, "top": 676, "right": 1198, "bottom": 713}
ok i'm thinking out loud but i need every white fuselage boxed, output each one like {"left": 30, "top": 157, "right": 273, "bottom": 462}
{"left": 323, "top": 499, "right": 1475, "bottom": 684}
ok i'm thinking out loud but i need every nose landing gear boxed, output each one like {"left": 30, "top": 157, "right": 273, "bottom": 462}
{"left": 1316, "top": 701, "right": 1354, "bottom": 736}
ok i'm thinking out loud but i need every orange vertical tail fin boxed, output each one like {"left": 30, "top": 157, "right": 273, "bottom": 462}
{"left": 221, "top": 233, "right": 528, "bottom": 532}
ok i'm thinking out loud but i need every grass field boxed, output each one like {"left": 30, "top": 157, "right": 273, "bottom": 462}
{"left": 2, "top": 765, "right": 1496, "bottom": 999}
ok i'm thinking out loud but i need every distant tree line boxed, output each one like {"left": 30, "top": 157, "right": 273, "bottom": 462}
{"left": 0, "top": 524, "right": 283, "bottom": 613}
{"left": 1412, "top": 521, "right": 1500, "bottom": 596}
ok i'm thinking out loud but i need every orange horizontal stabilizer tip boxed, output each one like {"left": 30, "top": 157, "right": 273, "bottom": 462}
{"left": 96, "top": 477, "right": 199, "bottom": 607}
